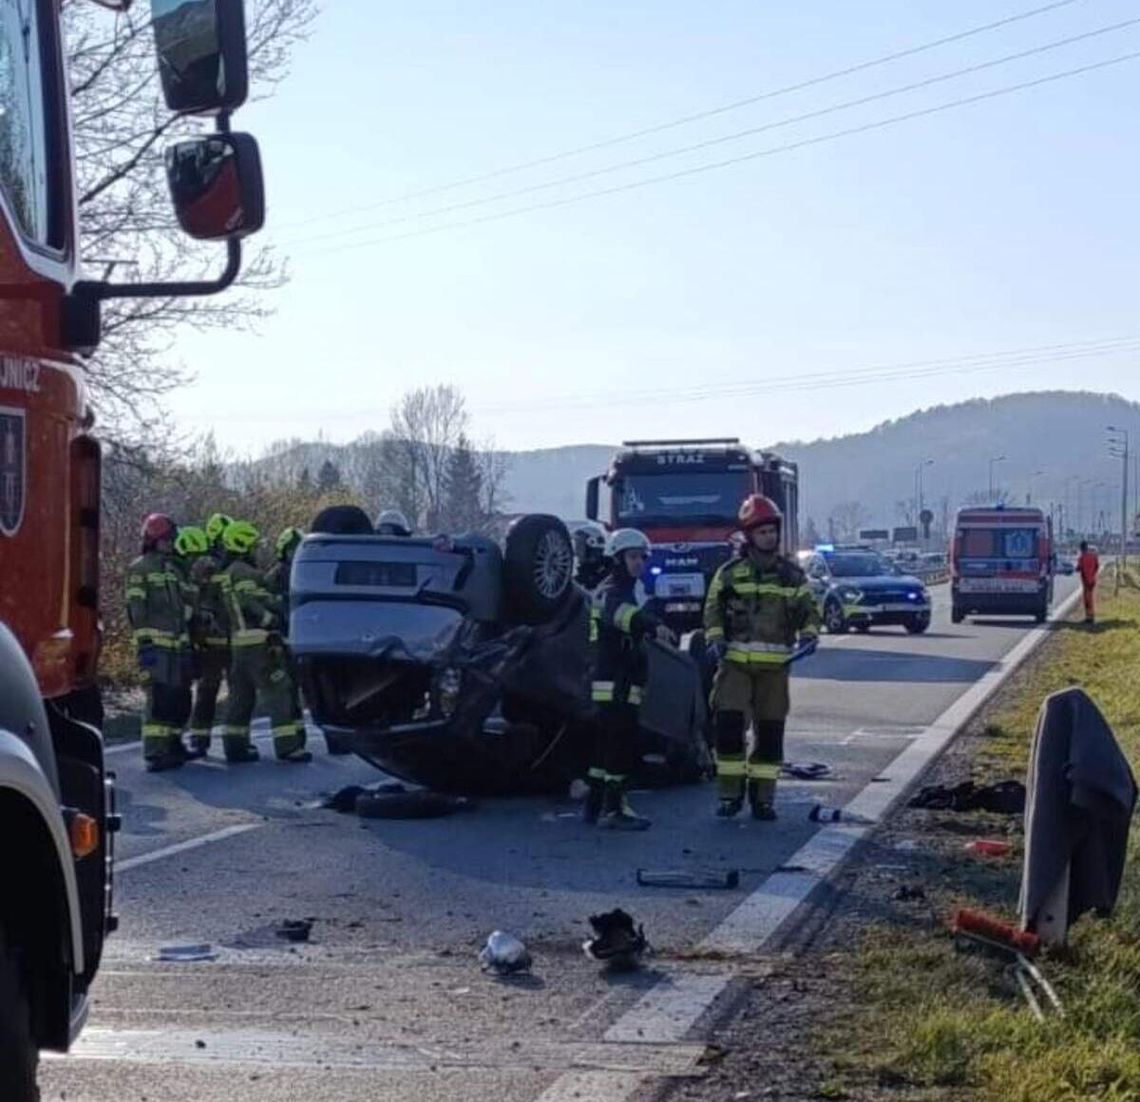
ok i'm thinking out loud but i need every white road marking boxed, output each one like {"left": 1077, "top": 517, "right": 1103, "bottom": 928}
{"left": 535, "top": 583, "right": 1084, "bottom": 1101}
{"left": 116, "top": 823, "right": 263, "bottom": 873}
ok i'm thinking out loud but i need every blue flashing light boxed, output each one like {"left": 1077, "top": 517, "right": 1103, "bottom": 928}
{"left": 815, "top": 543, "right": 835, "bottom": 553}
{"left": 650, "top": 566, "right": 663, "bottom": 575}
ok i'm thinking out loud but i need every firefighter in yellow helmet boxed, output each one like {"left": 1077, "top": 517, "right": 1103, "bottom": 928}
{"left": 178, "top": 514, "right": 234, "bottom": 755}
{"left": 220, "top": 521, "right": 311, "bottom": 763}
{"left": 703, "top": 495, "right": 819, "bottom": 820}
{"left": 126, "top": 514, "right": 194, "bottom": 771}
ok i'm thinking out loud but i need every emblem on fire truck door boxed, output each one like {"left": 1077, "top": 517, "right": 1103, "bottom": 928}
{"left": 0, "top": 407, "right": 26, "bottom": 537}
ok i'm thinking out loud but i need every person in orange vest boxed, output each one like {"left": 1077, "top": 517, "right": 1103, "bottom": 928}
{"left": 1076, "top": 541, "right": 1100, "bottom": 624}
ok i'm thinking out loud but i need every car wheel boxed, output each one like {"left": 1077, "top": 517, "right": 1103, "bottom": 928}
{"left": 824, "top": 600, "right": 849, "bottom": 634}
{"left": 0, "top": 930, "right": 38, "bottom": 1102}
{"left": 905, "top": 615, "right": 931, "bottom": 635}
{"left": 503, "top": 515, "right": 574, "bottom": 625}
{"left": 310, "top": 505, "right": 374, "bottom": 535}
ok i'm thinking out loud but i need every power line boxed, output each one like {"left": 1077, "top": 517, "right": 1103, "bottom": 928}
{"left": 296, "top": 49, "right": 1140, "bottom": 258}
{"left": 278, "top": 0, "right": 1087, "bottom": 230}
{"left": 472, "top": 337, "right": 1140, "bottom": 415}
{"left": 285, "top": 17, "right": 1140, "bottom": 249}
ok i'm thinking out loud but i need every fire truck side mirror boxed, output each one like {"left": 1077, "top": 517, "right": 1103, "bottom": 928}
{"left": 586, "top": 478, "right": 600, "bottom": 521}
{"left": 165, "top": 134, "right": 265, "bottom": 241}
{"left": 151, "top": 0, "right": 250, "bottom": 115}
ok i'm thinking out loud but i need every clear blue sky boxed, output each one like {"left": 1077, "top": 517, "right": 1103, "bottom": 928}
{"left": 166, "top": 0, "right": 1140, "bottom": 455}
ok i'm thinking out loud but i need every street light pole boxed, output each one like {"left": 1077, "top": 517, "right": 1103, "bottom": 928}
{"left": 1026, "top": 469, "right": 1043, "bottom": 505}
{"left": 988, "top": 455, "right": 1006, "bottom": 500}
{"left": 1108, "top": 426, "right": 1129, "bottom": 571}
{"left": 914, "top": 458, "right": 934, "bottom": 541}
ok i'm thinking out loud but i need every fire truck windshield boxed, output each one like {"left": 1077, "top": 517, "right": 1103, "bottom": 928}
{"left": 614, "top": 470, "right": 749, "bottom": 526}
{"left": 0, "top": 0, "right": 52, "bottom": 244}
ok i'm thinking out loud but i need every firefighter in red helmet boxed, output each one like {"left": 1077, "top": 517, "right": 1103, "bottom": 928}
{"left": 702, "top": 495, "right": 819, "bottom": 819}
{"left": 125, "top": 514, "right": 196, "bottom": 771}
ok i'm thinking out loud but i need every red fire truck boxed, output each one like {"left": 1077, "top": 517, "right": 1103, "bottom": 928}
{"left": 1, "top": 0, "right": 263, "bottom": 1092}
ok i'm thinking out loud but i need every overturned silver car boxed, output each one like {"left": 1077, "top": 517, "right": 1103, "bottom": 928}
{"left": 289, "top": 511, "right": 712, "bottom": 795}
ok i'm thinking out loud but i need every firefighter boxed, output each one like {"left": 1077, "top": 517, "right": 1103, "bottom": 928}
{"left": 1077, "top": 540, "right": 1100, "bottom": 624}
{"left": 586, "top": 528, "right": 675, "bottom": 830}
{"left": 375, "top": 508, "right": 412, "bottom": 536}
{"left": 704, "top": 495, "right": 819, "bottom": 820}
{"left": 183, "top": 514, "right": 234, "bottom": 755}
{"left": 126, "top": 513, "right": 194, "bottom": 771}
{"left": 174, "top": 525, "right": 212, "bottom": 758}
{"left": 221, "top": 520, "right": 311, "bottom": 764}
{"left": 266, "top": 525, "right": 307, "bottom": 739}
{"left": 573, "top": 521, "right": 609, "bottom": 591}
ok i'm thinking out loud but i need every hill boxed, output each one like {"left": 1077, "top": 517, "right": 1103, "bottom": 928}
{"left": 243, "top": 391, "right": 1139, "bottom": 537}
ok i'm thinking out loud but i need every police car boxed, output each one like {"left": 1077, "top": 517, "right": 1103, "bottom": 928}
{"left": 798, "top": 545, "right": 932, "bottom": 635}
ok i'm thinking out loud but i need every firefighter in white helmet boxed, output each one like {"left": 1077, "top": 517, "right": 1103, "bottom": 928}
{"left": 583, "top": 528, "right": 675, "bottom": 830}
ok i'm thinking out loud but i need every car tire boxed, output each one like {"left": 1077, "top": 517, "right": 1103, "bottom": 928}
{"left": 905, "top": 615, "right": 931, "bottom": 635}
{"left": 503, "top": 515, "right": 574, "bottom": 625}
{"left": 0, "top": 930, "right": 38, "bottom": 1102}
{"left": 310, "top": 505, "right": 374, "bottom": 535}
{"left": 824, "top": 600, "right": 849, "bottom": 635}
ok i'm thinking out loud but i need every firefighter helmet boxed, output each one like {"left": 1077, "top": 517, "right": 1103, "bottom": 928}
{"left": 174, "top": 526, "right": 209, "bottom": 558}
{"left": 222, "top": 520, "right": 260, "bottom": 555}
{"left": 276, "top": 526, "right": 304, "bottom": 560}
{"left": 205, "top": 512, "right": 234, "bottom": 546}
{"left": 606, "top": 528, "right": 651, "bottom": 558}
{"left": 738, "top": 494, "right": 782, "bottom": 531}
{"left": 375, "top": 508, "right": 412, "bottom": 536}
{"left": 141, "top": 513, "right": 177, "bottom": 547}
{"left": 573, "top": 521, "right": 607, "bottom": 559}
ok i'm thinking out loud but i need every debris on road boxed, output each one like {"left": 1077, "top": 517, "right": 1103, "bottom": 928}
{"left": 780, "top": 761, "right": 831, "bottom": 780}
{"left": 583, "top": 909, "right": 649, "bottom": 971}
{"left": 478, "top": 930, "right": 532, "bottom": 974}
{"left": 892, "top": 884, "right": 926, "bottom": 902}
{"left": 808, "top": 803, "right": 875, "bottom": 824}
{"left": 908, "top": 779, "right": 1026, "bottom": 814}
{"left": 636, "top": 868, "right": 740, "bottom": 890}
{"left": 275, "top": 919, "right": 313, "bottom": 943}
{"left": 155, "top": 944, "right": 219, "bottom": 963}
{"left": 964, "top": 839, "right": 1013, "bottom": 858}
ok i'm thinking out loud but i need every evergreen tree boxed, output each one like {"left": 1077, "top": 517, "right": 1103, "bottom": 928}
{"left": 317, "top": 459, "right": 342, "bottom": 492}
{"left": 443, "top": 435, "right": 484, "bottom": 532}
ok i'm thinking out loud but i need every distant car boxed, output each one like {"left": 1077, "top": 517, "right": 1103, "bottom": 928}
{"left": 1056, "top": 555, "right": 1076, "bottom": 576}
{"left": 800, "top": 546, "right": 932, "bottom": 635}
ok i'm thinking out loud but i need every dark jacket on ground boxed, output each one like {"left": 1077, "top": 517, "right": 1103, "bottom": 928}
{"left": 1019, "top": 687, "right": 1137, "bottom": 940}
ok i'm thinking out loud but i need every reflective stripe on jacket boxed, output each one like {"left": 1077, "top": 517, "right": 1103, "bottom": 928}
{"left": 703, "top": 550, "right": 818, "bottom": 664}
{"left": 590, "top": 571, "right": 659, "bottom": 706}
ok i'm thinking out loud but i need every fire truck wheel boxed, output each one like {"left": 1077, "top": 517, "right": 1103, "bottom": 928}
{"left": 503, "top": 515, "right": 574, "bottom": 625}
{"left": 0, "top": 930, "right": 38, "bottom": 1102}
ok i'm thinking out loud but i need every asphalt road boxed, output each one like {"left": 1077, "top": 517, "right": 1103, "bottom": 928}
{"left": 40, "top": 578, "right": 1078, "bottom": 1102}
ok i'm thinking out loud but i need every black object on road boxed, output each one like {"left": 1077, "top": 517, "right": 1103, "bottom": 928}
{"left": 781, "top": 761, "right": 831, "bottom": 780}
{"left": 275, "top": 919, "right": 312, "bottom": 943}
{"left": 583, "top": 909, "right": 649, "bottom": 971}
{"left": 908, "top": 780, "right": 1026, "bottom": 814}
{"left": 636, "top": 868, "right": 740, "bottom": 890}
{"left": 355, "top": 789, "right": 474, "bottom": 820}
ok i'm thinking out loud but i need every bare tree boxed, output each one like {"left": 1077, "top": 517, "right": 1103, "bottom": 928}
{"left": 63, "top": 0, "right": 316, "bottom": 444}
{"left": 829, "top": 501, "right": 869, "bottom": 542}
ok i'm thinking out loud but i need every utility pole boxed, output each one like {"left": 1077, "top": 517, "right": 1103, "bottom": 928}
{"left": 1108, "top": 426, "right": 1129, "bottom": 580}
{"left": 914, "top": 458, "right": 934, "bottom": 543}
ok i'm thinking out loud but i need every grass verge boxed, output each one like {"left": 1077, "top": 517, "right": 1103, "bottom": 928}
{"left": 835, "top": 581, "right": 1140, "bottom": 1102}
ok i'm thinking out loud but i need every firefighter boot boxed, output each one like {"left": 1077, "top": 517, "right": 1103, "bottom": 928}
{"left": 716, "top": 795, "right": 744, "bottom": 818}
{"left": 188, "top": 735, "right": 211, "bottom": 757}
{"left": 599, "top": 781, "right": 651, "bottom": 832}
{"left": 748, "top": 780, "right": 778, "bottom": 821}
{"left": 223, "top": 735, "right": 260, "bottom": 764}
{"left": 582, "top": 772, "right": 605, "bottom": 825}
